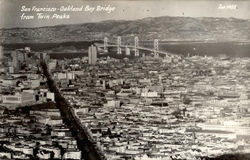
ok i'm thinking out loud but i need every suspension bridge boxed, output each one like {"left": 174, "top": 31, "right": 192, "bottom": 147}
{"left": 95, "top": 36, "right": 203, "bottom": 67}
{"left": 96, "top": 36, "right": 174, "bottom": 57}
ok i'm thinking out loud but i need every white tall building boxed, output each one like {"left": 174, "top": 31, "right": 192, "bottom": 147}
{"left": 0, "top": 45, "right": 3, "bottom": 72}
{"left": 0, "top": 45, "right": 3, "bottom": 64}
{"left": 11, "top": 51, "right": 20, "bottom": 73}
{"left": 104, "top": 37, "right": 108, "bottom": 53}
{"left": 88, "top": 45, "right": 97, "bottom": 65}
{"left": 125, "top": 46, "right": 130, "bottom": 56}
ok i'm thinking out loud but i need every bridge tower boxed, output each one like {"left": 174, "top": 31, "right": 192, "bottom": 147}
{"left": 104, "top": 37, "right": 108, "bottom": 53}
{"left": 117, "top": 36, "right": 122, "bottom": 54}
{"left": 134, "top": 36, "right": 139, "bottom": 56}
{"left": 154, "top": 39, "right": 159, "bottom": 58}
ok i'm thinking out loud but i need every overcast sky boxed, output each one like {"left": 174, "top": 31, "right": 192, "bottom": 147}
{"left": 0, "top": 0, "right": 250, "bottom": 28}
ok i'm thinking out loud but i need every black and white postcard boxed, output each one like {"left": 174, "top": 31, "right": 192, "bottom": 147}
{"left": 0, "top": 0, "right": 250, "bottom": 160}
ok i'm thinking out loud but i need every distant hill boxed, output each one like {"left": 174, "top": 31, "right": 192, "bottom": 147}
{"left": 1, "top": 16, "right": 250, "bottom": 44}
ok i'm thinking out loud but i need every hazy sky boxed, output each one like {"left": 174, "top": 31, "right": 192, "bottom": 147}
{"left": 0, "top": 0, "right": 250, "bottom": 28}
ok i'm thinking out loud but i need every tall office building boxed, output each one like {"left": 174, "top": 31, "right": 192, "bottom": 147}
{"left": 17, "top": 50, "right": 25, "bottom": 64}
{"left": 11, "top": 51, "right": 20, "bottom": 72}
{"left": 0, "top": 45, "right": 3, "bottom": 72}
{"left": 104, "top": 37, "right": 108, "bottom": 53}
{"left": 0, "top": 45, "right": 2, "bottom": 64}
{"left": 88, "top": 45, "right": 97, "bottom": 65}
{"left": 125, "top": 46, "right": 130, "bottom": 56}
{"left": 41, "top": 52, "right": 50, "bottom": 61}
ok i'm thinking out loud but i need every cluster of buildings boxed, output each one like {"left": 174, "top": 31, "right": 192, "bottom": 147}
{"left": 1, "top": 43, "right": 250, "bottom": 160}
{"left": 48, "top": 48, "right": 250, "bottom": 159}
{"left": 0, "top": 48, "right": 53, "bottom": 108}
{"left": 0, "top": 47, "right": 82, "bottom": 159}
{"left": 0, "top": 103, "right": 81, "bottom": 159}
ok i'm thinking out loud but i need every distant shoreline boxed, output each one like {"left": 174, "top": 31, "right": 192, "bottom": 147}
{"left": 2, "top": 40, "right": 250, "bottom": 58}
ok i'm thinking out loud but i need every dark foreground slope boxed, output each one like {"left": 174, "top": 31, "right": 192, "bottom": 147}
{"left": 202, "top": 153, "right": 250, "bottom": 160}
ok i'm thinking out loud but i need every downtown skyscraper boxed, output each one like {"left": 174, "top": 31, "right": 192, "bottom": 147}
{"left": 88, "top": 45, "right": 97, "bottom": 65}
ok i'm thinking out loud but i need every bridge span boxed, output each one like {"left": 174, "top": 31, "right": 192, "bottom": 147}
{"left": 95, "top": 36, "right": 205, "bottom": 68}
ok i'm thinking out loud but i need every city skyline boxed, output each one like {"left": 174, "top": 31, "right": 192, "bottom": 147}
{"left": 2, "top": 41, "right": 250, "bottom": 159}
